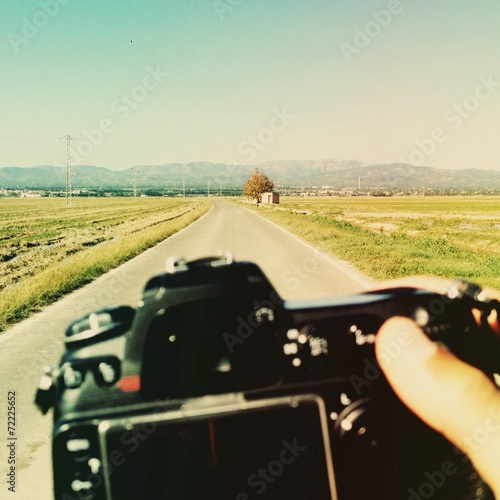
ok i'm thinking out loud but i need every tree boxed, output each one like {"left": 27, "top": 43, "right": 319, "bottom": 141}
{"left": 242, "top": 168, "right": 274, "bottom": 203}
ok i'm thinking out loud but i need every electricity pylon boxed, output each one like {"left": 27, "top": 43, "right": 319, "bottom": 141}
{"left": 61, "top": 135, "right": 77, "bottom": 206}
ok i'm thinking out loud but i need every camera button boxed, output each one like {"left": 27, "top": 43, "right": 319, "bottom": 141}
{"left": 71, "top": 479, "right": 92, "bottom": 491}
{"left": 334, "top": 398, "right": 371, "bottom": 439}
{"left": 63, "top": 366, "right": 84, "bottom": 389}
{"left": 95, "top": 361, "right": 120, "bottom": 386}
{"left": 70, "top": 479, "right": 95, "bottom": 500}
{"left": 88, "top": 458, "right": 101, "bottom": 475}
{"left": 66, "top": 438, "right": 91, "bottom": 453}
{"left": 340, "top": 392, "right": 352, "bottom": 406}
{"left": 66, "top": 437, "right": 92, "bottom": 463}
{"left": 283, "top": 342, "right": 299, "bottom": 355}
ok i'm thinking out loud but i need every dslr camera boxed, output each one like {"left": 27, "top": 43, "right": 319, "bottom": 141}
{"left": 36, "top": 253, "right": 499, "bottom": 499}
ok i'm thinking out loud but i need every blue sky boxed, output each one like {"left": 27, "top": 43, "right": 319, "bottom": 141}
{"left": 1, "top": 0, "right": 499, "bottom": 171}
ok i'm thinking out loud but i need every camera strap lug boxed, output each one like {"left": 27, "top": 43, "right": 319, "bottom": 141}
{"left": 34, "top": 365, "right": 57, "bottom": 415}
{"left": 165, "top": 256, "right": 189, "bottom": 273}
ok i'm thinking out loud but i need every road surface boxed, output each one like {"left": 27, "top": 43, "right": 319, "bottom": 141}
{"left": 0, "top": 200, "right": 373, "bottom": 499}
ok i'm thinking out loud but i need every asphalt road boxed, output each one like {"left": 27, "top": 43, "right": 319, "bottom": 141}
{"left": 0, "top": 200, "right": 373, "bottom": 499}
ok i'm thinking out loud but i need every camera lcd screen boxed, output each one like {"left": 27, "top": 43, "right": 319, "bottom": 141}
{"left": 100, "top": 397, "right": 335, "bottom": 499}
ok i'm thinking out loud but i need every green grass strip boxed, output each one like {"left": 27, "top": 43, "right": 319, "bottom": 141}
{"left": 0, "top": 201, "right": 210, "bottom": 331}
{"left": 238, "top": 202, "right": 500, "bottom": 289}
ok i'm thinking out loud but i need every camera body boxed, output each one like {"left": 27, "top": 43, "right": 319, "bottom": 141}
{"left": 36, "top": 254, "right": 498, "bottom": 499}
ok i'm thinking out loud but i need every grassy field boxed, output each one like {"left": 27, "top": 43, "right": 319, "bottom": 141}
{"left": 240, "top": 196, "right": 500, "bottom": 288}
{"left": 0, "top": 197, "right": 210, "bottom": 330}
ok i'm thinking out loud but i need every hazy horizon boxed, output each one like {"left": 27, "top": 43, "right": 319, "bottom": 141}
{"left": 2, "top": 158, "right": 500, "bottom": 175}
{"left": 1, "top": 1, "right": 499, "bottom": 171}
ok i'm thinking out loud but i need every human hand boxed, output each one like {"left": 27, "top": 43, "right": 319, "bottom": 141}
{"left": 375, "top": 277, "right": 500, "bottom": 498}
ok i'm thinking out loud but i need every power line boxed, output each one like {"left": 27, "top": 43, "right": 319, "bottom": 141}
{"left": 0, "top": 134, "right": 60, "bottom": 143}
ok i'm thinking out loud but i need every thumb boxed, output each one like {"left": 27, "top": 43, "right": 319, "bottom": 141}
{"left": 376, "top": 316, "right": 500, "bottom": 496}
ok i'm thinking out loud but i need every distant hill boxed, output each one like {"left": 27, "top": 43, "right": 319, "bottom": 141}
{"left": 1, "top": 160, "right": 500, "bottom": 191}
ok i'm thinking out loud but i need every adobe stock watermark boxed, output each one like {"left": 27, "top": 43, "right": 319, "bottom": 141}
{"left": 457, "top": 404, "right": 500, "bottom": 456}
{"left": 213, "top": 0, "right": 247, "bottom": 22}
{"left": 62, "top": 396, "right": 175, "bottom": 499}
{"left": 70, "top": 65, "right": 168, "bottom": 164}
{"left": 349, "top": 329, "right": 413, "bottom": 395}
{"left": 349, "top": 291, "right": 458, "bottom": 395}
{"left": 399, "top": 75, "right": 500, "bottom": 166}
{"left": 8, "top": 0, "right": 71, "bottom": 53}
{"left": 237, "top": 107, "right": 297, "bottom": 163}
{"left": 407, "top": 459, "right": 458, "bottom": 500}
{"left": 282, "top": 249, "right": 331, "bottom": 292}
{"left": 236, "top": 439, "right": 307, "bottom": 499}
{"left": 339, "top": 0, "right": 405, "bottom": 64}
{"left": 223, "top": 291, "right": 280, "bottom": 354}
{"left": 222, "top": 248, "right": 334, "bottom": 354}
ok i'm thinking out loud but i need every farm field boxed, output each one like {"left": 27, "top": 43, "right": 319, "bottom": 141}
{"left": 242, "top": 196, "right": 500, "bottom": 289}
{"left": 0, "top": 197, "right": 210, "bottom": 330}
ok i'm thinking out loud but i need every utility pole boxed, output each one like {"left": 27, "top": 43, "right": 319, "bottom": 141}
{"left": 61, "top": 135, "right": 77, "bottom": 206}
{"left": 207, "top": 181, "right": 210, "bottom": 197}
{"left": 219, "top": 180, "right": 222, "bottom": 197}
{"left": 133, "top": 165, "right": 139, "bottom": 200}
{"left": 182, "top": 175, "right": 186, "bottom": 197}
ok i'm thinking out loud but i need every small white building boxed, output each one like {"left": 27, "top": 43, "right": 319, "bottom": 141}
{"left": 261, "top": 192, "right": 280, "bottom": 204}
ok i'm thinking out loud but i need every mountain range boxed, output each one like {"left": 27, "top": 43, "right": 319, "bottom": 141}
{"left": 1, "top": 160, "right": 500, "bottom": 191}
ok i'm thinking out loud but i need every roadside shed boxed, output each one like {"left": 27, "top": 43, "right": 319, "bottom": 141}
{"left": 261, "top": 192, "right": 280, "bottom": 204}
